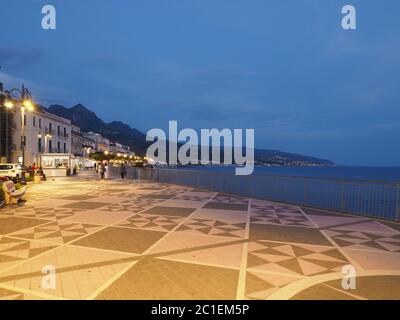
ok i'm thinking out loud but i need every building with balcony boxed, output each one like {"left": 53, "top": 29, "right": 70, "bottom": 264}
{"left": 82, "top": 132, "right": 110, "bottom": 153}
{"left": 8, "top": 104, "right": 72, "bottom": 166}
{"left": 71, "top": 125, "right": 84, "bottom": 156}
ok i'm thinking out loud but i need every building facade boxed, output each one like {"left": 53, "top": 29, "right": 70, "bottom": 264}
{"left": 71, "top": 125, "right": 84, "bottom": 156}
{"left": 10, "top": 104, "right": 72, "bottom": 166}
{"left": 82, "top": 132, "right": 110, "bottom": 152}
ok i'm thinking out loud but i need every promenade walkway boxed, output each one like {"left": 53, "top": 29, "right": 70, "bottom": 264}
{"left": 0, "top": 170, "right": 400, "bottom": 300}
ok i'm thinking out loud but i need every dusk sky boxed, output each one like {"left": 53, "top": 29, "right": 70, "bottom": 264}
{"left": 1, "top": 0, "right": 400, "bottom": 166}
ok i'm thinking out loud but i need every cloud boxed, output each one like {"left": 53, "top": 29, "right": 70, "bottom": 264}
{"left": 0, "top": 47, "right": 45, "bottom": 69}
{"left": 0, "top": 72, "right": 76, "bottom": 106}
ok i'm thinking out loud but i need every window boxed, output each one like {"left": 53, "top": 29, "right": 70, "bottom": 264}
{"left": 49, "top": 140, "right": 52, "bottom": 153}
{"left": 23, "top": 114, "right": 26, "bottom": 126}
{"left": 49, "top": 123, "right": 52, "bottom": 131}
{"left": 64, "top": 127, "right": 66, "bottom": 137}
{"left": 39, "top": 118, "right": 42, "bottom": 128}
{"left": 63, "top": 143, "right": 66, "bottom": 153}
{"left": 58, "top": 125, "right": 60, "bottom": 135}
{"left": 38, "top": 138, "right": 42, "bottom": 152}
{"left": 57, "top": 141, "right": 61, "bottom": 153}
{"left": 33, "top": 116, "right": 36, "bottom": 127}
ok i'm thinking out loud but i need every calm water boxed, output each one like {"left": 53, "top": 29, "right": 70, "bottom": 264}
{"left": 172, "top": 166, "right": 400, "bottom": 183}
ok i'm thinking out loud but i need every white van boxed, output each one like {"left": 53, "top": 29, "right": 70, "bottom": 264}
{"left": 0, "top": 164, "right": 22, "bottom": 180}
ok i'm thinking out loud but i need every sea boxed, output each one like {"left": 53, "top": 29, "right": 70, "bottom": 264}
{"left": 172, "top": 165, "right": 400, "bottom": 184}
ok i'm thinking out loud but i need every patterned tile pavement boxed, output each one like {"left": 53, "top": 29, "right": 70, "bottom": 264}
{"left": 0, "top": 170, "right": 400, "bottom": 300}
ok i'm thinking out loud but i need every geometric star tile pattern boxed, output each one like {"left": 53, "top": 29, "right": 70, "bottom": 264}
{"left": 100, "top": 197, "right": 166, "bottom": 213}
{"left": 324, "top": 229, "right": 400, "bottom": 253}
{"left": 247, "top": 240, "right": 350, "bottom": 276}
{"left": 10, "top": 221, "right": 101, "bottom": 244}
{"left": 250, "top": 204, "right": 314, "bottom": 227}
{"left": 0, "top": 236, "right": 57, "bottom": 270}
{"left": 245, "top": 271, "right": 301, "bottom": 300}
{"left": 177, "top": 218, "right": 246, "bottom": 238}
{"left": 10, "top": 207, "right": 77, "bottom": 221}
{"left": 0, "top": 170, "right": 400, "bottom": 300}
{"left": 116, "top": 214, "right": 184, "bottom": 232}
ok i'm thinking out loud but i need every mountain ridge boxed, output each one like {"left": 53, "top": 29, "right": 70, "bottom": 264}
{"left": 46, "top": 104, "right": 334, "bottom": 165}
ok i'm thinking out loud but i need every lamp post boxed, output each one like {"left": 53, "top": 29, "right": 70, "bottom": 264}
{"left": 40, "top": 132, "right": 52, "bottom": 153}
{"left": 4, "top": 84, "right": 35, "bottom": 183}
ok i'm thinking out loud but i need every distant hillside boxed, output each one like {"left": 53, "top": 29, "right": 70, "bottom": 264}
{"left": 47, "top": 104, "right": 334, "bottom": 165}
{"left": 254, "top": 149, "right": 334, "bottom": 166}
{"left": 47, "top": 104, "right": 149, "bottom": 152}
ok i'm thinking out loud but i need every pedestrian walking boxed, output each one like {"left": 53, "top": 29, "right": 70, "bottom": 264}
{"left": 104, "top": 163, "right": 109, "bottom": 180}
{"left": 98, "top": 163, "right": 105, "bottom": 179}
{"left": 120, "top": 163, "right": 127, "bottom": 179}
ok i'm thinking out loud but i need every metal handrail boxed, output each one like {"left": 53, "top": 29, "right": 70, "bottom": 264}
{"left": 109, "top": 166, "right": 400, "bottom": 221}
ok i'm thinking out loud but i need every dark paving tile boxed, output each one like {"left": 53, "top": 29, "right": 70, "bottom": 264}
{"left": 291, "top": 284, "right": 357, "bottom": 300}
{"left": 301, "top": 207, "right": 359, "bottom": 218}
{"left": 0, "top": 216, "right": 50, "bottom": 235}
{"left": 61, "top": 195, "right": 97, "bottom": 201}
{"left": 72, "top": 227, "right": 166, "bottom": 254}
{"left": 138, "top": 187, "right": 165, "bottom": 191}
{"left": 61, "top": 201, "right": 109, "bottom": 210}
{"left": 379, "top": 220, "right": 400, "bottom": 233}
{"left": 249, "top": 223, "right": 332, "bottom": 246}
{"left": 139, "top": 194, "right": 175, "bottom": 200}
{"left": 203, "top": 203, "right": 248, "bottom": 211}
{"left": 101, "top": 188, "right": 130, "bottom": 193}
{"left": 141, "top": 206, "right": 197, "bottom": 217}
{"left": 292, "top": 275, "right": 400, "bottom": 300}
{"left": 324, "top": 275, "right": 400, "bottom": 300}
{"left": 0, "top": 287, "right": 25, "bottom": 300}
{"left": 96, "top": 258, "right": 239, "bottom": 300}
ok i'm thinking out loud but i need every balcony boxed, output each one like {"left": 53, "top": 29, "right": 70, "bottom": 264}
{"left": 71, "top": 130, "right": 81, "bottom": 136}
{"left": 56, "top": 148, "right": 69, "bottom": 154}
{"left": 46, "top": 129, "right": 54, "bottom": 135}
{"left": 57, "top": 132, "right": 69, "bottom": 139}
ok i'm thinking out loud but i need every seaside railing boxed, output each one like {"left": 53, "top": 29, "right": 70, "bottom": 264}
{"left": 110, "top": 166, "right": 400, "bottom": 221}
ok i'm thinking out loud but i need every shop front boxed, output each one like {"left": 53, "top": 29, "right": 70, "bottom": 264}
{"left": 40, "top": 153, "right": 73, "bottom": 177}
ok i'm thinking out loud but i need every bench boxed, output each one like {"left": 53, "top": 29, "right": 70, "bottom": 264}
{"left": 2, "top": 181, "right": 27, "bottom": 205}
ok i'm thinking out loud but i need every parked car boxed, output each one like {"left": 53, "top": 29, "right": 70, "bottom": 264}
{"left": 0, "top": 164, "right": 22, "bottom": 181}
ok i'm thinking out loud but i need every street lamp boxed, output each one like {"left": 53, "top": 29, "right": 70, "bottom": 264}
{"left": 4, "top": 100, "right": 14, "bottom": 109}
{"left": 4, "top": 84, "right": 35, "bottom": 183}
{"left": 44, "top": 133, "right": 51, "bottom": 153}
